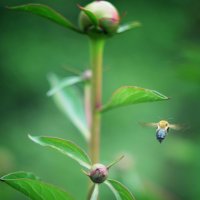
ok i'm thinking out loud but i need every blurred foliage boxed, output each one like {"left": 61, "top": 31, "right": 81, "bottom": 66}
{"left": 0, "top": 0, "right": 200, "bottom": 199}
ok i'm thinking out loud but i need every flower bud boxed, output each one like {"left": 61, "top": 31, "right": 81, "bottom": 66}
{"left": 82, "top": 69, "right": 92, "bottom": 81}
{"left": 89, "top": 163, "right": 108, "bottom": 183}
{"left": 79, "top": 1, "right": 120, "bottom": 36}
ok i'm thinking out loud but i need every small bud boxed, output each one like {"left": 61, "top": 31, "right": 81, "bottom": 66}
{"left": 82, "top": 69, "right": 92, "bottom": 81}
{"left": 89, "top": 163, "right": 108, "bottom": 184}
{"left": 79, "top": 1, "right": 120, "bottom": 36}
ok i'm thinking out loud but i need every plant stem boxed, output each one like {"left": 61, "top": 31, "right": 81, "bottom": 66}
{"left": 84, "top": 82, "right": 92, "bottom": 130}
{"left": 89, "top": 37, "right": 105, "bottom": 164}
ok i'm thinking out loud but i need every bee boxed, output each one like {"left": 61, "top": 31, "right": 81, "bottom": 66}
{"left": 141, "top": 120, "right": 182, "bottom": 143}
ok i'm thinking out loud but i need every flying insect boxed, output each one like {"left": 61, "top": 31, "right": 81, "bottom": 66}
{"left": 141, "top": 120, "right": 181, "bottom": 143}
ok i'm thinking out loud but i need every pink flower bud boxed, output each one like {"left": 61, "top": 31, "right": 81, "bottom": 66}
{"left": 89, "top": 163, "right": 108, "bottom": 183}
{"left": 79, "top": 1, "right": 120, "bottom": 35}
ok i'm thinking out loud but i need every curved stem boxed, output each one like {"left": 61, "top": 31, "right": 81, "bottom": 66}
{"left": 89, "top": 37, "right": 105, "bottom": 164}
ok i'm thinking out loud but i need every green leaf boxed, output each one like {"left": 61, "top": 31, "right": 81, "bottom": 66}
{"left": 47, "top": 76, "right": 83, "bottom": 96}
{"left": 1, "top": 171, "right": 74, "bottom": 200}
{"left": 117, "top": 21, "right": 141, "bottom": 34}
{"left": 79, "top": 6, "right": 98, "bottom": 27}
{"left": 105, "top": 179, "right": 136, "bottom": 200}
{"left": 48, "top": 74, "right": 90, "bottom": 141}
{"left": 8, "top": 4, "right": 81, "bottom": 33}
{"left": 1, "top": 171, "right": 40, "bottom": 180}
{"left": 29, "top": 135, "right": 91, "bottom": 169}
{"left": 90, "top": 184, "right": 99, "bottom": 200}
{"left": 101, "top": 86, "right": 169, "bottom": 112}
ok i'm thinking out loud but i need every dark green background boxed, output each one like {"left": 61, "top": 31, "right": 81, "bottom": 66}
{"left": 0, "top": 0, "right": 200, "bottom": 199}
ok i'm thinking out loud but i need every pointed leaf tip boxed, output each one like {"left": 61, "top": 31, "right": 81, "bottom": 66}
{"left": 107, "top": 155, "right": 125, "bottom": 169}
{"left": 8, "top": 3, "right": 82, "bottom": 33}
{"left": 1, "top": 171, "right": 40, "bottom": 181}
{"left": 101, "top": 86, "right": 169, "bottom": 112}
{"left": 29, "top": 135, "right": 91, "bottom": 169}
{"left": 117, "top": 21, "right": 141, "bottom": 34}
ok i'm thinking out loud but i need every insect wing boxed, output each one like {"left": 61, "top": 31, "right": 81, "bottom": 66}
{"left": 168, "top": 124, "right": 182, "bottom": 131}
{"left": 140, "top": 122, "right": 158, "bottom": 128}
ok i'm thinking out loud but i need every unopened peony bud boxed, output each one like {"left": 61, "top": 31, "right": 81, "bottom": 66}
{"left": 89, "top": 163, "right": 108, "bottom": 183}
{"left": 79, "top": 1, "right": 120, "bottom": 36}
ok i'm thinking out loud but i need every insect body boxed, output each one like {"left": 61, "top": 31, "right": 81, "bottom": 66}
{"left": 155, "top": 120, "right": 169, "bottom": 143}
{"left": 156, "top": 128, "right": 167, "bottom": 143}
{"left": 142, "top": 120, "right": 181, "bottom": 143}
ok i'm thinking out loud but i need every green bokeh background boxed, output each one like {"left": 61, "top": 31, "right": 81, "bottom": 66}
{"left": 0, "top": 0, "right": 200, "bottom": 199}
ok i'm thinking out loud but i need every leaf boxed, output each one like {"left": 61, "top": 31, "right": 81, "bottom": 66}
{"left": 117, "top": 21, "right": 141, "bottom": 34}
{"left": 78, "top": 5, "right": 98, "bottom": 27}
{"left": 47, "top": 76, "right": 83, "bottom": 96}
{"left": 90, "top": 184, "right": 99, "bottom": 200}
{"left": 48, "top": 74, "right": 90, "bottom": 141}
{"left": 1, "top": 171, "right": 74, "bottom": 200}
{"left": 105, "top": 179, "right": 136, "bottom": 200}
{"left": 101, "top": 86, "right": 169, "bottom": 112}
{"left": 8, "top": 4, "right": 81, "bottom": 33}
{"left": 1, "top": 171, "right": 40, "bottom": 180}
{"left": 29, "top": 135, "right": 91, "bottom": 169}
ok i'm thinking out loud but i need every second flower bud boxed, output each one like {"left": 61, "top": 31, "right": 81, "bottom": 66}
{"left": 89, "top": 163, "right": 108, "bottom": 184}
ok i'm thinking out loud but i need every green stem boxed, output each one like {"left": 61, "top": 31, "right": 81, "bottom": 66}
{"left": 89, "top": 37, "right": 105, "bottom": 164}
{"left": 84, "top": 82, "right": 92, "bottom": 129}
